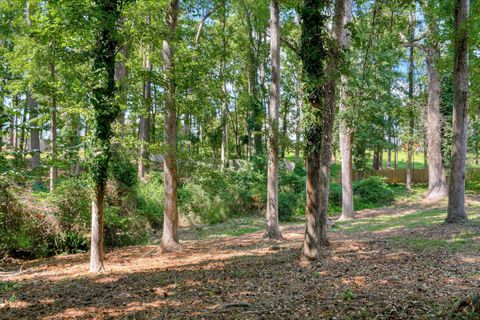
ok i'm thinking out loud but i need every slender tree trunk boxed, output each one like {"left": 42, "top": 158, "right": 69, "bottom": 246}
{"left": 394, "top": 138, "right": 398, "bottom": 169}
{"left": 406, "top": 10, "right": 416, "bottom": 191}
{"left": 245, "top": 7, "right": 262, "bottom": 156}
{"left": 425, "top": 46, "right": 448, "bottom": 200}
{"left": 337, "top": 0, "right": 353, "bottom": 220}
{"left": 13, "top": 99, "right": 18, "bottom": 152}
{"left": 387, "top": 136, "right": 392, "bottom": 169}
{"left": 281, "top": 101, "right": 288, "bottom": 160}
{"left": 138, "top": 48, "right": 151, "bottom": 179}
{"left": 9, "top": 113, "right": 15, "bottom": 149}
{"left": 49, "top": 62, "right": 58, "bottom": 192}
{"left": 294, "top": 77, "right": 302, "bottom": 161}
{"left": 161, "top": 0, "right": 180, "bottom": 251}
{"left": 89, "top": 0, "right": 121, "bottom": 273}
{"left": 69, "top": 113, "right": 81, "bottom": 175}
{"left": 28, "top": 91, "right": 41, "bottom": 169}
{"left": 447, "top": 0, "right": 469, "bottom": 223}
{"left": 264, "top": 0, "right": 282, "bottom": 240}
{"left": 220, "top": 1, "right": 229, "bottom": 169}
{"left": 91, "top": 184, "right": 105, "bottom": 272}
{"left": 19, "top": 101, "right": 27, "bottom": 160}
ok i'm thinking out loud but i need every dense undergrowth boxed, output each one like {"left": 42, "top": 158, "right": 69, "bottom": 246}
{"left": 1, "top": 153, "right": 397, "bottom": 259}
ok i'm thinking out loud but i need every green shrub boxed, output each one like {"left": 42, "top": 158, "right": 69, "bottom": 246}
{"left": 51, "top": 177, "right": 91, "bottom": 233}
{"left": 109, "top": 149, "right": 138, "bottom": 188}
{"left": 329, "top": 183, "right": 342, "bottom": 213}
{"left": 353, "top": 176, "right": 394, "bottom": 207}
{"left": 135, "top": 173, "right": 164, "bottom": 229}
{"left": 278, "top": 192, "right": 296, "bottom": 222}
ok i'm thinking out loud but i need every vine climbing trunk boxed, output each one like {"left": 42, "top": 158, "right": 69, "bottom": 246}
{"left": 300, "top": 0, "right": 328, "bottom": 260}
{"left": 319, "top": 0, "right": 350, "bottom": 237}
{"left": 447, "top": 0, "right": 470, "bottom": 223}
{"left": 264, "top": 0, "right": 282, "bottom": 240}
{"left": 161, "top": 0, "right": 180, "bottom": 251}
{"left": 89, "top": 0, "right": 121, "bottom": 273}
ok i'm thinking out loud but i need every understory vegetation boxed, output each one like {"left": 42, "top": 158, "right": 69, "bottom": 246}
{"left": 1, "top": 155, "right": 400, "bottom": 258}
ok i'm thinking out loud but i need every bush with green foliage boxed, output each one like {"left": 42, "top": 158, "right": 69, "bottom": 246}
{"left": 353, "top": 176, "right": 394, "bottom": 209}
{"left": 278, "top": 192, "right": 296, "bottom": 221}
{"left": 135, "top": 172, "right": 164, "bottom": 229}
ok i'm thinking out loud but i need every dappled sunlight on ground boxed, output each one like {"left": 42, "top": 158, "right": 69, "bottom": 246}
{"left": 1, "top": 196, "right": 480, "bottom": 319}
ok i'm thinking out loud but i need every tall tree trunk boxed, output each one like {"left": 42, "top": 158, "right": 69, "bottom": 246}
{"left": 300, "top": 0, "right": 328, "bottom": 260}
{"left": 28, "top": 91, "right": 41, "bottom": 169}
{"left": 281, "top": 100, "right": 288, "bottom": 160}
{"left": 264, "top": 0, "right": 282, "bottom": 240}
{"left": 69, "top": 113, "right": 81, "bottom": 175}
{"left": 13, "top": 98, "right": 18, "bottom": 152}
{"left": 425, "top": 46, "right": 448, "bottom": 200}
{"left": 447, "top": 0, "right": 469, "bottom": 223}
{"left": 294, "top": 76, "right": 302, "bottom": 161}
{"left": 220, "top": 1, "right": 229, "bottom": 169}
{"left": 245, "top": 7, "right": 262, "bottom": 156}
{"left": 138, "top": 48, "right": 151, "bottom": 179}
{"left": 89, "top": 0, "right": 121, "bottom": 273}
{"left": 161, "top": 0, "right": 180, "bottom": 251}
{"left": 386, "top": 136, "right": 392, "bottom": 169}
{"left": 19, "top": 101, "right": 27, "bottom": 160}
{"left": 49, "top": 62, "right": 58, "bottom": 192}
{"left": 394, "top": 140, "right": 398, "bottom": 169}
{"left": 319, "top": 0, "right": 352, "bottom": 227}
{"left": 26, "top": 1, "right": 40, "bottom": 169}
{"left": 115, "top": 18, "right": 128, "bottom": 126}
{"left": 406, "top": 9, "right": 415, "bottom": 192}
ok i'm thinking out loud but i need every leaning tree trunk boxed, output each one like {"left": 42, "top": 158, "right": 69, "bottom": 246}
{"left": 264, "top": 0, "right": 283, "bottom": 240}
{"left": 425, "top": 46, "right": 448, "bottom": 200}
{"left": 300, "top": 0, "right": 328, "bottom": 260}
{"left": 161, "top": 0, "right": 180, "bottom": 251}
{"left": 447, "top": 0, "right": 470, "bottom": 223}
{"left": 89, "top": 0, "right": 121, "bottom": 273}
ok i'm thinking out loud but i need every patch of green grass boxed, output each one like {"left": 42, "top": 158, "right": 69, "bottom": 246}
{"left": 390, "top": 184, "right": 428, "bottom": 203}
{"left": 193, "top": 217, "right": 265, "bottom": 239}
{"left": 334, "top": 209, "right": 446, "bottom": 234}
{"left": 390, "top": 231, "right": 480, "bottom": 253}
{"left": 335, "top": 205, "right": 480, "bottom": 235}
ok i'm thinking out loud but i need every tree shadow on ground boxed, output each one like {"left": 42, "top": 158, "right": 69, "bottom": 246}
{"left": 1, "top": 222, "right": 479, "bottom": 320}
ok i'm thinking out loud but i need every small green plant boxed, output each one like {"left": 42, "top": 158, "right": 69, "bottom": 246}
{"left": 1, "top": 281, "right": 21, "bottom": 292}
{"left": 343, "top": 288, "right": 356, "bottom": 301}
{"left": 9, "top": 293, "right": 17, "bottom": 303}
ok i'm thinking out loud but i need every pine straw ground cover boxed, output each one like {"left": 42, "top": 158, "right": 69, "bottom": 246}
{"left": 1, "top": 196, "right": 480, "bottom": 320}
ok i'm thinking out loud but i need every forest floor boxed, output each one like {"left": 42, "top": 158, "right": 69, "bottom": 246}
{"left": 1, "top": 193, "right": 480, "bottom": 319}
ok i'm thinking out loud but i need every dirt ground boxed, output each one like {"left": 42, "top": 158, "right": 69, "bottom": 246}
{"left": 1, "top": 201, "right": 480, "bottom": 320}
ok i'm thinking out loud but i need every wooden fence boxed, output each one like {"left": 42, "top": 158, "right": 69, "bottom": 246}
{"left": 334, "top": 167, "right": 480, "bottom": 185}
